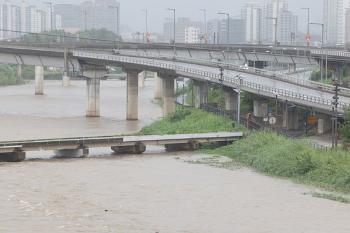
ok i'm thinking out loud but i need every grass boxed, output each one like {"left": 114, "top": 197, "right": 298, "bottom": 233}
{"left": 140, "top": 107, "right": 241, "bottom": 135}
{"left": 206, "top": 131, "right": 350, "bottom": 193}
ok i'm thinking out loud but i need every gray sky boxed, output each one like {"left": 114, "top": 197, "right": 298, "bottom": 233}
{"left": 35, "top": 0, "right": 322, "bottom": 33}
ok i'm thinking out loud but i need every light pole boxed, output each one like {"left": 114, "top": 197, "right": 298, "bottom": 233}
{"left": 310, "top": 22, "right": 325, "bottom": 82}
{"left": 142, "top": 9, "right": 149, "bottom": 43}
{"left": 301, "top": 8, "right": 310, "bottom": 46}
{"left": 167, "top": 8, "right": 176, "bottom": 56}
{"left": 43, "top": 1, "right": 53, "bottom": 31}
{"left": 218, "top": 12, "right": 230, "bottom": 44}
{"left": 268, "top": 17, "right": 278, "bottom": 47}
{"left": 108, "top": 5, "right": 120, "bottom": 36}
{"left": 200, "top": 9, "right": 207, "bottom": 43}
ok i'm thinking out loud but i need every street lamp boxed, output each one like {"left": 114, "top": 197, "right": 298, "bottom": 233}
{"left": 310, "top": 22, "right": 325, "bottom": 82}
{"left": 108, "top": 5, "right": 120, "bottom": 36}
{"left": 200, "top": 9, "right": 207, "bottom": 43}
{"left": 301, "top": 8, "right": 310, "bottom": 46}
{"left": 142, "top": 9, "right": 149, "bottom": 43}
{"left": 218, "top": 12, "right": 230, "bottom": 44}
{"left": 167, "top": 8, "right": 176, "bottom": 56}
{"left": 268, "top": 17, "right": 278, "bottom": 47}
{"left": 43, "top": 1, "right": 53, "bottom": 31}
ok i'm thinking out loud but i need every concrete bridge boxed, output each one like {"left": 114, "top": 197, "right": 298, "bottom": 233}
{"left": 0, "top": 43, "right": 349, "bottom": 135}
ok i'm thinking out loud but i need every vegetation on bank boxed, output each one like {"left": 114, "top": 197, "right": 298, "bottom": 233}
{"left": 140, "top": 108, "right": 350, "bottom": 193}
{"left": 208, "top": 131, "right": 350, "bottom": 193}
{"left": 140, "top": 108, "right": 237, "bottom": 135}
{"left": 0, "top": 65, "right": 25, "bottom": 86}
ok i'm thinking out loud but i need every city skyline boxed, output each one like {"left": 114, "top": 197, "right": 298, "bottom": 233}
{"left": 26, "top": 0, "right": 322, "bottom": 33}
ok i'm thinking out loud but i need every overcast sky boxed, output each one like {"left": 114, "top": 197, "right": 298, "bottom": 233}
{"left": 32, "top": 0, "right": 323, "bottom": 33}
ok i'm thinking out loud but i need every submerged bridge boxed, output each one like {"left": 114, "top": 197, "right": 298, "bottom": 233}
{"left": 0, "top": 132, "right": 243, "bottom": 162}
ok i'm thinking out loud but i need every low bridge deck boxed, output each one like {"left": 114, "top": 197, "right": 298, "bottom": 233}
{"left": 0, "top": 132, "right": 243, "bottom": 154}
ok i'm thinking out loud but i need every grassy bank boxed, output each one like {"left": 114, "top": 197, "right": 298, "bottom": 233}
{"left": 207, "top": 131, "right": 350, "bottom": 193}
{"left": 140, "top": 108, "right": 238, "bottom": 135}
{"left": 0, "top": 65, "right": 25, "bottom": 86}
{"left": 140, "top": 108, "right": 350, "bottom": 193}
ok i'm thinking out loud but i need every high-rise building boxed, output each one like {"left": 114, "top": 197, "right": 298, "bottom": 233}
{"left": 207, "top": 19, "right": 219, "bottom": 44}
{"left": 217, "top": 18, "right": 246, "bottom": 44}
{"left": 185, "top": 26, "right": 200, "bottom": 43}
{"left": 345, "top": 9, "right": 350, "bottom": 46}
{"left": 242, "top": 2, "right": 262, "bottom": 44}
{"left": 162, "top": 17, "right": 203, "bottom": 44}
{"left": 279, "top": 10, "right": 298, "bottom": 45}
{"left": 54, "top": 4, "right": 82, "bottom": 33}
{"left": 323, "top": 0, "right": 350, "bottom": 45}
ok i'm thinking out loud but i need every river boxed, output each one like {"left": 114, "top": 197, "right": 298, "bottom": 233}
{"left": 0, "top": 80, "right": 349, "bottom": 233}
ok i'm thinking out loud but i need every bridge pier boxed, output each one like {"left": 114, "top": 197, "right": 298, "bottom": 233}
{"left": 62, "top": 73, "right": 70, "bottom": 87}
{"left": 126, "top": 69, "right": 140, "bottom": 120}
{"left": 17, "top": 64, "right": 22, "bottom": 81}
{"left": 317, "top": 114, "right": 333, "bottom": 135}
{"left": 193, "top": 80, "right": 208, "bottom": 108}
{"left": 0, "top": 151, "right": 26, "bottom": 162}
{"left": 154, "top": 73, "right": 162, "bottom": 100}
{"left": 83, "top": 66, "right": 107, "bottom": 117}
{"left": 111, "top": 142, "right": 146, "bottom": 154}
{"left": 35, "top": 66, "right": 44, "bottom": 95}
{"left": 253, "top": 100, "right": 268, "bottom": 118}
{"left": 282, "top": 105, "right": 299, "bottom": 130}
{"left": 161, "top": 75, "right": 176, "bottom": 117}
{"left": 138, "top": 71, "right": 145, "bottom": 88}
{"left": 224, "top": 87, "right": 240, "bottom": 122}
{"left": 54, "top": 148, "right": 89, "bottom": 158}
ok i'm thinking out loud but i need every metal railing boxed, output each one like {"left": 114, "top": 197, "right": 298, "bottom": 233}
{"left": 73, "top": 51, "right": 348, "bottom": 112}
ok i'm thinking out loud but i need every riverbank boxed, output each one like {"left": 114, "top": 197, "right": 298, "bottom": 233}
{"left": 0, "top": 65, "right": 25, "bottom": 86}
{"left": 140, "top": 108, "right": 350, "bottom": 195}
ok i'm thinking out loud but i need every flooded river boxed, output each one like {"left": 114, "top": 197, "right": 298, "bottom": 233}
{"left": 0, "top": 80, "right": 350, "bottom": 233}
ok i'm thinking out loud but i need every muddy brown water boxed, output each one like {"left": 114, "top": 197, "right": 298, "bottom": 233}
{"left": 0, "top": 80, "right": 349, "bottom": 233}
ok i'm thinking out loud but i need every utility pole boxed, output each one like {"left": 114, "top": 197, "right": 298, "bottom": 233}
{"left": 218, "top": 12, "right": 230, "bottom": 44}
{"left": 301, "top": 8, "right": 310, "bottom": 46}
{"left": 332, "top": 70, "right": 340, "bottom": 148}
{"left": 167, "top": 8, "right": 176, "bottom": 56}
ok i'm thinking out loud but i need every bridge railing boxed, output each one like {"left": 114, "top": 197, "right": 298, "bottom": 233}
{"left": 73, "top": 51, "right": 348, "bottom": 111}
{"left": 112, "top": 50, "right": 350, "bottom": 97}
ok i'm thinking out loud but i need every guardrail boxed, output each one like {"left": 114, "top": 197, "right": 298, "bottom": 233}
{"left": 112, "top": 50, "right": 350, "bottom": 97}
{"left": 73, "top": 51, "right": 348, "bottom": 112}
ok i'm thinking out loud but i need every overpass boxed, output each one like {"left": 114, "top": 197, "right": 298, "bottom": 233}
{"left": 0, "top": 43, "right": 348, "bottom": 133}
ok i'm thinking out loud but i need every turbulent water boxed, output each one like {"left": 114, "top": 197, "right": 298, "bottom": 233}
{"left": 0, "top": 80, "right": 350, "bottom": 233}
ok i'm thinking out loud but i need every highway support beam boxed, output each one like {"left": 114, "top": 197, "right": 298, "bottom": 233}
{"left": 160, "top": 74, "right": 176, "bottom": 117}
{"left": 282, "top": 105, "right": 299, "bottom": 130}
{"left": 224, "top": 87, "right": 240, "bottom": 122}
{"left": 17, "top": 64, "right": 22, "bottom": 82}
{"left": 154, "top": 73, "right": 162, "bottom": 100}
{"left": 193, "top": 80, "right": 208, "bottom": 109}
{"left": 138, "top": 71, "right": 146, "bottom": 88}
{"left": 63, "top": 47, "right": 71, "bottom": 87}
{"left": 35, "top": 66, "right": 44, "bottom": 95}
{"left": 83, "top": 65, "right": 107, "bottom": 117}
{"left": 62, "top": 73, "right": 71, "bottom": 87}
{"left": 317, "top": 114, "right": 333, "bottom": 135}
{"left": 0, "top": 151, "right": 26, "bottom": 162}
{"left": 125, "top": 69, "right": 141, "bottom": 120}
{"left": 253, "top": 100, "right": 268, "bottom": 118}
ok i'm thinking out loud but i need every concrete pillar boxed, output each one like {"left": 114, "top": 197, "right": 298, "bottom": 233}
{"left": 193, "top": 81, "right": 208, "bottom": 109}
{"left": 35, "top": 66, "right": 44, "bottom": 95}
{"left": 223, "top": 87, "right": 240, "bottom": 121}
{"left": 126, "top": 69, "right": 139, "bottom": 120}
{"left": 154, "top": 73, "right": 162, "bottom": 100}
{"left": 288, "top": 64, "right": 297, "bottom": 73}
{"left": 83, "top": 66, "right": 107, "bottom": 117}
{"left": 138, "top": 71, "right": 145, "bottom": 88}
{"left": 0, "top": 151, "right": 26, "bottom": 162}
{"left": 253, "top": 100, "right": 268, "bottom": 117}
{"left": 161, "top": 76, "right": 176, "bottom": 117}
{"left": 86, "top": 78, "right": 100, "bottom": 117}
{"left": 62, "top": 73, "right": 70, "bottom": 87}
{"left": 317, "top": 114, "right": 333, "bottom": 135}
{"left": 283, "top": 106, "right": 299, "bottom": 130}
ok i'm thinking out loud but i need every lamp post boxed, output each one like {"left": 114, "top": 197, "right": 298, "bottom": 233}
{"left": 218, "top": 12, "right": 230, "bottom": 44}
{"left": 310, "top": 22, "right": 325, "bottom": 82}
{"left": 43, "top": 1, "right": 53, "bottom": 31}
{"left": 301, "top": 8, "right": 310, "bottom": 46}
{"left": 268, "top": 17, "right": 278, "bottom": 47}
{"left": 167, "top": 8, "right": 176, "bottom": 56}
{"left": 108, "top": 5, "right": 120, "bottom": 36}
{"left": 200, "top": 9, "right": 207, "bottom": 43}
{"left": 142, "top": 9, "right": 149, "bottom": 43}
